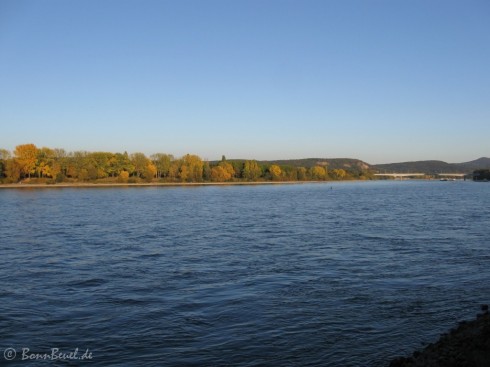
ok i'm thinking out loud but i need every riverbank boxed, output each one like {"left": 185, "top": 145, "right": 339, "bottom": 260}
{"left": 389, "top": 306, "right": 490, "bottom": 367}
{"left": 0, "top": 180, "right": 334, "bottom": 189}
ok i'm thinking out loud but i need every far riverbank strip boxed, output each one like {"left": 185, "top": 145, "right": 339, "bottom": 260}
{"left": 0, "top": 180, "right": 344, "bottom": 189}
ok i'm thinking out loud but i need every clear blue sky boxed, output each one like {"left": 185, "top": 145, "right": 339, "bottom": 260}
{"left": 1, "top": 0, "right": 489, "bottom": 164}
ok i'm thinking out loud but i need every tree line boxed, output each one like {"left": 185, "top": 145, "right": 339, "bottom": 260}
{"left": 0, "top": 144, "right": 374, "bottom": 184}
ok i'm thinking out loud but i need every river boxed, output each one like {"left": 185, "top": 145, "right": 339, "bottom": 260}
{"left": 1, "top": 181, "right": 489, "bottom": 366}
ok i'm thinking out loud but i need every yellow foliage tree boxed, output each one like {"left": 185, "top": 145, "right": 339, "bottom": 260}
{"left": 210, "top": 165, "right": 232, "bottom": 182}
{"left": 269, "top": 164, "right": 282, "bottom": 181}
{"left": 118, "top": 170, "right": 129, "bottom": 183}
{"left": 242, "top": 160, "right": 262, "bottom": 181}
{"left": 310, "top": 165, "right": 327, "bottom": 180}
{"left": 218, "top": 161, "right": 235, "bottom": 180}
{"left": 331, "top": 168, "right": 346, "bottom": 180}
{"left": 14, "top": 144, "right": 38, "bottom": 178}
{"left": 181, "top": 154, "right": 203, "bottom": 182}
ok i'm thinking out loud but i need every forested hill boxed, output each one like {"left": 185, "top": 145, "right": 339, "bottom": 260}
{"left": 372, "top": 157, "right": 490, "bottom": 174}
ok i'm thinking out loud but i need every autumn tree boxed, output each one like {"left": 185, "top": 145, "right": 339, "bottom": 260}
{"left": 268, "top": 164, "right": 282, "bottom": 181}
{"left": 242, "top": 160, "right": 262, "bottom": 181}
{"left": 210, "top": 166, "right": 230, "bottom": 182}
{"left": 0, "top": 149, "right": 10, "bottom": 178}
{"left": 108, "top": 152, "right": 133, "bottom": 177}
{"left": 36, "top": 147, "right": 57, "bottom": 178}
{"left": 5, "top": 159, "right": 21, "bottom": 182}
{"left": 151, "top": 153, "right": 173, "bottom": 178}
{"left": 296, "top": 167, "right": 307, "bottom": 181}
{"left": 281, "top": 166, "right": 298, "bottom": 181}
{"left": 130, "top": 153, "right": 150, "bottom": 178}
{"left": 180, "top": 154, "right": 203, "bottom": 182}
{"left": 168, "top": 160, "right": 180, "bottom": 180}
{"left": 310, "top": 165, "right": 327, "bottom": 180}
{"left": 144, "top": 162, "right": 157, "bottom": 181}
{"left": 219, "top": 161, "right": 235, "bottom": 180}
{"left": 331, "top": 168, "right": 347, "bottom": 180}
{"left": 14, "top": 144, "right": 38, "bottom": 178}
{"left": 66, "top": 151, "right": 89, "bottom": 179}
{"left": 203, "top": 161, "right": 211, "bottom": 181}
{"left": 52, "top": 148, "right": 68, "bottom": 180}
{"left": 88, "top": 152, "right": 113, "bottom": 179}
{"left": 118, "top": 170, "right": 130, "bottom": 183}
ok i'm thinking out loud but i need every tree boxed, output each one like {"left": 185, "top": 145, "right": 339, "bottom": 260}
{"left": 109, "top": 152, "right": 133, "bottom": 177}
{"left": 218, "top": 161, "right": 235, "bottom": 180}
{"left": 53, "top": 148, "right": 68, "bottom": 179}
{"left": 0, "top": 149, "right": 10, "bottom": 178}
{"left": 297, "top": 167, "right": 307, "bottom": 181}
{"left": 5, "top": 159, "right": 21, "bottom": 182}
{"left": 14, "top": 144, "right": 38, "bottom": 178}
{"left": 310, "top": 165, "right": 327, "bottom": 180}
{"left": 210, "top": 166, "right": 230, "bottom": 182}
{"left": 242, "top": 160, "right": 262, "bottom": 181}
{"left": 180, "top": 154, "right": 203, "bottom": 182}
{"left": 168, "top": 161, "right": 180, "bottom": 180}
{"left": 203, "top": 161, "right": 211, "bottom": 181}
{"left": 36, "top": 147, "right": 56, "bottom": 178}
{"left": 331, "top": 168, "right": 346, "bottom": 180}
{"left": 118, "top": 170, "right": 130, "bottom": 183}
{"left": 269, "top": 165, "right": 282, "bottom": 181}
{"left": 473, "top": 169, "right": 490, "bottom": 181}
{"left": 86, "top": 152, "right": 114, "bottom": 179}
{"left": 66, "top": 151, "right": 89, "bottom": 179}
{"left": 210, "top": 162, "right": 235, "bottom": 182}
{"left": 151, "top": 153, "right": 173, "bottom": 178}
{"left": 144, "top": 162, "right": 157, "bottom": 181}
{"left": 130, "top": 153, "right": 150, "bottom": 178}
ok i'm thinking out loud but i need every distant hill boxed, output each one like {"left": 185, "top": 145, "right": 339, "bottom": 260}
{"left": 373, "top": 157, "right": 490, "bottom": 174}
{"left": 259, "top": 158, "right": 371, "bottom": 172}
{"left": 216, "top": 158, "right": 372, "bottom": 175}
{"left": 217, "top": 157, "right": 490, "bottom": 176}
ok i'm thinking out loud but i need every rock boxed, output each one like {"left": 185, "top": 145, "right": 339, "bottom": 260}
{"left": 388, "top": 306, "right": 490, "bottom": 366}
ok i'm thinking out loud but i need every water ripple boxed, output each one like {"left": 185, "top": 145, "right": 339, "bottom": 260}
{"left": 0, "top": 181, "right": 489, "bottom": 366}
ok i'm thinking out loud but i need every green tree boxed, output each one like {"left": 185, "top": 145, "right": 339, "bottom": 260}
{"left": 36, "top": 147, "right": 57, "bottom": 178}
{"left": 151, "top": 153, "right": 173, "bottom": 178}
{"left": 66, "top": 151, "right": 89, "bottom": 179}
{"left": 130, "top": 153, "right": 150, "bottom": 178}
{"left": 109, "top": 152, "right": 134, "bottom": 177}
{"left": 88, "top": 152, "right": 113, "bottom": 179}
{"left": 0, "top": 149, "right": 11, "bottom": 178}
{"left": 203, "top": 161, "right": 211, "bottom": 181}
{"left": 296, "top": 167, "right": 307, "bottom": 181}
{"left": 242, "top": 160, "right": 262, "bottom": 181}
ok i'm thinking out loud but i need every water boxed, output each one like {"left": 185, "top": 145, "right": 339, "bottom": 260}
{"left": 1, "top": 181, "right": 489, "bottom": 366}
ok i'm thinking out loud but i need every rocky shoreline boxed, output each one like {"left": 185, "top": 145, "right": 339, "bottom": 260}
{"left": 389, "top": 306, "right": 490, "bottom": 367}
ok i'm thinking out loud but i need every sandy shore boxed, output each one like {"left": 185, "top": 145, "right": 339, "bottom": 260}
{"left": 389, "top": 306, "right": 490, "bottom": 367}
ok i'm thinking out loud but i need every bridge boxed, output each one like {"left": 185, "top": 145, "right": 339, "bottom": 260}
{"left": 374, "top": 172, "right": 468, "bottom": 179}
{"left": 435, "top": 173, "right": 467, "bottom": 177}
{"left": 374, "top": 173, "right": 426, "bottom": 178}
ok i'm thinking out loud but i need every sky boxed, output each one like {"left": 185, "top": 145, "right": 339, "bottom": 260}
{"left": 0, "top": 0, "right": 489, "bottom": 164}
